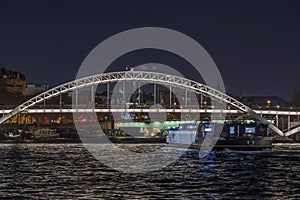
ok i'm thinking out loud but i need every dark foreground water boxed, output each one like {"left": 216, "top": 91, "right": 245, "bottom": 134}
{"left": 0, "top": 143, "right": 299, "bottom": 199}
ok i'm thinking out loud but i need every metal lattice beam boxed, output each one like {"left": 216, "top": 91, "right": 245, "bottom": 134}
{"left": 285, "top": 127, "right": 300, "bottom": 137}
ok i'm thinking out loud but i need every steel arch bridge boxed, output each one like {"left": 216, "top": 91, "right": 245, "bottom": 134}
{"left": 0, "top": 71, "right": 284, "bottom": 136}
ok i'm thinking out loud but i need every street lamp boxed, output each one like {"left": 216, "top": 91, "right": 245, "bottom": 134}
{"left": 267, "top": 100, "right": 271, "bottom": 110}
{"left": 203, "top": 100, "right": 207, "bottom": 109}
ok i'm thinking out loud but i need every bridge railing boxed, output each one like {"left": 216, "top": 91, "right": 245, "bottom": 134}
{"left": 241, "top": 105, "right": 300, "bottom": 111}
{"left": 1, "top": 103, "right": 300, "bottom": 112}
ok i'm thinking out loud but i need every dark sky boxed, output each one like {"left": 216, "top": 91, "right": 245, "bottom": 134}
{"left": 0, "top": 0, "right": 299, "bottom": 101}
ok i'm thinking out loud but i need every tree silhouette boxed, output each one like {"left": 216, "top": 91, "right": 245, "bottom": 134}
{"left": 291, "top": 90, "right": 300, "bottom": 107}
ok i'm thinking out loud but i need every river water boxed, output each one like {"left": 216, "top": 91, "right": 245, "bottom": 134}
{"left": 0, "top": 143, "right": 299, "bottom": 199}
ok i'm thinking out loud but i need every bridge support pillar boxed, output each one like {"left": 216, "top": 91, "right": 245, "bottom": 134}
{"left": 169, "top": 84, "right": 172, "bottom": 108}
{"left": 288, "top": 115, "right": 291, "bottom": 131}
{"left": 200, "top": 94, "right": 203, "bottom": 108}
{"left": 185, "top": 89, "right": 187, "bottom": 108}
{"left": 281, "top": 116, "right": 285, "bottom": 131}
{"left": 91, "top": 84, "right": 95, "bottom": 109}
{"left": 75, "top": 88, "right": 78, "bottom": 110}
{"left": 154, "top": 83, "right": 156, "bottom": 106}
{"left": 59, "top": 94, "right": 62, "bottom": 107}
{"left": 107, "top": 82, "right": 110, "bottom": 108}
{"left": 138, "top": 81, "right": 141, "bottom": 106}
{"left": 123, "top": 81, "right": 125, "bottom": 104}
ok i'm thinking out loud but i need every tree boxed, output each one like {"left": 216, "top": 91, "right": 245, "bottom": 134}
{"left": 291, "top": 90, "right": 300, "bottom": 107}
{"left": 0, "top": 78, "right": 25, "bottom": 106}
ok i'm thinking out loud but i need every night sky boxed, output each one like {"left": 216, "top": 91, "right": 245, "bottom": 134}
{"left": 0, "top": 0, "right": 299, "bottom": 100}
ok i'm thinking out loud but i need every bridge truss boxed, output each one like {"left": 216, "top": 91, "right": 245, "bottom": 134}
{"left": 0, "top": 71, "right": 284, "bottom": 136}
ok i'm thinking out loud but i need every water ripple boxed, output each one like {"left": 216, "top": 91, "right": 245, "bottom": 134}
{"left": 0, "top": 143, "right": 299, "bottom": 199}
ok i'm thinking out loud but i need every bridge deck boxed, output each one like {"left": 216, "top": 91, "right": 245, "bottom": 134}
{"left": 1, "top": 108, "right": 300, "bottom": 115}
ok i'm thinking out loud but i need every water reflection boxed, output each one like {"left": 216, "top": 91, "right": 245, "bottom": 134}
{"left": 0, "top": 144, "right": 299, "bottom": 199}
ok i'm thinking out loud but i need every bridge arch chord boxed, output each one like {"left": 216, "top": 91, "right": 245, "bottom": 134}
{"left": 0, "top": 71, "right": 284, "bottom": 136}
{"left": 285, "top": 127, "right": 300, "bottom": 137}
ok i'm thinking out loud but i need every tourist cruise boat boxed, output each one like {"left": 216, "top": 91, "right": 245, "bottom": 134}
{"left": 166, "top": 122, "right": 273, "bottom": 150}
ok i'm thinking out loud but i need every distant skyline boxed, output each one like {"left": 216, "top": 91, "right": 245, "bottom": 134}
{"left": 0, "top": 0, "right": 299, "bottom": 101}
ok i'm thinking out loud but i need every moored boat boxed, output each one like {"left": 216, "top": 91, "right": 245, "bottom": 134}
{"left": 166, "top": 122, "right": 273, "bottom": 150}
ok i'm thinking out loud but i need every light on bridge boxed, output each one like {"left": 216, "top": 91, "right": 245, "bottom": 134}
{"left": 276, "top": 105, "right": 280, "bottom": 110}
{"left": 267, "top": 100, "right": 271, "bottom": 110}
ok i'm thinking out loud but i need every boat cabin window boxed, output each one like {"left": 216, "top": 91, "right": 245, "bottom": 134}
{"left": 230, "top": 126, "right": 235, "bottom": 135}
{"left": 245, "top": 127, "right": 256, "bottom": 134}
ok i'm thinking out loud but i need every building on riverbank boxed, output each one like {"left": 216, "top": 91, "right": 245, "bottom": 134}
{"left": 0, "top": 67, "right": 26, "bottom": 95}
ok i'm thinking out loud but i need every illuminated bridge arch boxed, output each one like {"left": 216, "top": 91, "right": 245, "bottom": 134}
{"left": 0, "top": 71, "right": 284, "bottom": 136}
